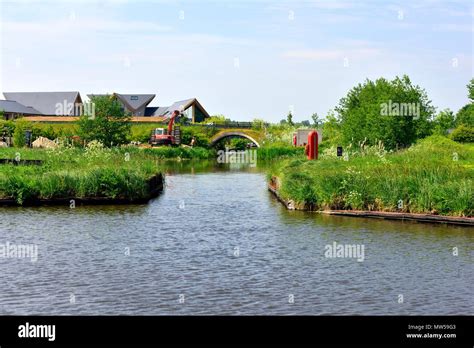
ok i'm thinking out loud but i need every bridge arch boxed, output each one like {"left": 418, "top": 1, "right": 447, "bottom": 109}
{"left": 210, "top": 131, "right": 261, "bottom": 148}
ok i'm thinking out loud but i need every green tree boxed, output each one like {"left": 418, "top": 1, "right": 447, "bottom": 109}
{"left": 300, "top": 120, "right": 311, "bottom": 127}
{"left": 454, "top": 79, "right": 474, "bottom": 127}
{"left": 311, "top": 113, "right": 322, "bottom": 127}
{"left": 77, "top": 95, "right": 131, "bottom": 146}
{"left": 433, "top": 109, "right": 455, "bottom": 135}
{"left": 335, "top": 75, "right": 434, "bottom": 150}
{"left": 286, "top": 111, "right": 294, "bottom": 126}
{"left": 322, "top": 110, "right": 342, "bottom": 145}
{"left": 468, "top": 78, "right": 474, "bottom": 102}
{"left": 455, "top": 104, "right": 474, "bottom": 127}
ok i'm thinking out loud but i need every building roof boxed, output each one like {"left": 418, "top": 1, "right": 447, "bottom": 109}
{"left": 3, "top": 92, "right": 82, "bottom": 115}
{"left": 115, "top": 94, "right": 155, "bottom": 112}
{"left": 0, "top": 100, "right": 41, "bottom": 115}
{"left": 87, "top": 93, "right": 156, "bottom": 112}
{"left": 145, "top": 98, "right": 210, "bottom": 118}
{"left": 144, "top": 106, "right": 168, "bottom": 116}
{"left": 165, "top": 98, "right": 196, "bottom": 115}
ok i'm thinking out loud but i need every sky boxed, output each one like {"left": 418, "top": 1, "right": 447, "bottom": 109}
{"left": 0, "top": 0, "right": 472, "bottom": 122}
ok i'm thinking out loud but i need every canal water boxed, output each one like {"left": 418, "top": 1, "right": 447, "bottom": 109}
{"left": 0, "top": 162, "right": 472, "bottom": 315}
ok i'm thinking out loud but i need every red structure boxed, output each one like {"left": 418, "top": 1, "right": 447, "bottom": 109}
{"left": 307, "top": 130, "right": 318, "bottom": 160}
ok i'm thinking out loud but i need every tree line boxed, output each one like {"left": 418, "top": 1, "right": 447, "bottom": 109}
{"left": 276, "top": 76, "right": 473, "bottom": 149}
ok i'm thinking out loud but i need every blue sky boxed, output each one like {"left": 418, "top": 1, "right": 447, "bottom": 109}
{"left": 0, "top": 0, "right": 472, "bottom": 122}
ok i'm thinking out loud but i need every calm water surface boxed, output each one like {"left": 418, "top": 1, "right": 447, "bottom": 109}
{"left": 0, "top": 163, "right": 473, "bottom": 315}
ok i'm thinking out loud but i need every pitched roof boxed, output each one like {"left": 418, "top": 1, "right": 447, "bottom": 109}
{"left": 164, "top": 99, "right": 195, "bottom": 115}
{"left": 145, "top": 98, "right": 205, "bottom": 117}
{"left": 115, "top": 94, "right": 155, "bottom": 112}
{"left": 87, "top": 93, "right": 156, "bottom": 112}
{"left": 144, "top": 106, "right": 169, "bottom": 116}
{"left": 3, "top": 92, "right": 81, "bottom": 115}
{"left": 0, "top": 100, "right": 41, "bottom": 115}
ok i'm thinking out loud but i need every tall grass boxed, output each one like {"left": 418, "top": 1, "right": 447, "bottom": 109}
{"left": 257, "top": 145, "right": 304, "bottom": 161}
{"left": 270, "top": 136, "right": 473, "bottom": 216}
{"left": 141, "top": 146, "right": 214, "bottom": 159}
{"left": 0, "top": 145, "right": 160, "bottom": 204}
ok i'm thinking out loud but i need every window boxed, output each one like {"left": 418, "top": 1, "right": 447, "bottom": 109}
{"left": 131, "top": 96, "right": 138, "bottom": 101}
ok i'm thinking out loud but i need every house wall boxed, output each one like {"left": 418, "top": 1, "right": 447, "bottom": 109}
{"left": 3, "top": 112, "right": 15, "bottom": 120}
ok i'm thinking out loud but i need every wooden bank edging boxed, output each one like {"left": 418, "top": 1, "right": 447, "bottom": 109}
{"left": 0, "top": 173, "right": 164, "bottom": 207}
{"left": 268, "top": 177, "right": 474, "bottom": 227}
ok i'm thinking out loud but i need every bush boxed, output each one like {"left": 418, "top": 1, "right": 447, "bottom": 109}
{"left": 32, "top": 124, "right": 58, "bottom": 140}
{"left": 203, "top": 115, "right": 229, "bottom": 124}
{"left": 229, "top": 138, "right": 248, "bottom": 150}
{"left": 252, "top": 118, "right": 266, "bottom": 130}
{"left": 180, "top": 127, "right": 212, "bottom": 147}
{"left": 450, "top": 125, "right": 474, "bottom": 143}
{"left": 0, "top": 120, "right": 15, "bottom": 138}
{"left": 336, "top": 75, "right": 434, "bottom": 150}
{"left": 13, "top": 119, "right": 32, "bottom": 147}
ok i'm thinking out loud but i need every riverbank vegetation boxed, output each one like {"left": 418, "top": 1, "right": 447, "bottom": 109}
{"left": 0, "top": 143, "right": 162, "bottom": 205}
{"left": 269, "top": 136, "right": 473, "bottom": 217}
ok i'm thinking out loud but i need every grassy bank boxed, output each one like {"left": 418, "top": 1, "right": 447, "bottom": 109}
{"left": 133, "top": 146, "right": 215, "bottom": 160}
{"left": 256, "top": 145, "right": 304, "bottom": 161}
{"left": 269, "top": 136, "right": 473, "bottom": 217}
{"left": 0, "top": 145, "right": 162, "bottom": 205}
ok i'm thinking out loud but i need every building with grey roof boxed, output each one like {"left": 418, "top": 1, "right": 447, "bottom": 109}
{"left": 145, "top": 98, "right": 210, "bottom": 122}
{"left": 3, "top": 92, "right": 83, "bottom": 116}
{"left": 0, "top": 100, "right": 41, "bottom": 120}
{"left": 88, "top": 93, "right": 210, "bottom": 122}
{"left": 1, "top": 91, "right": 210, "bottom": 122}
{"left": 88, "top": 93, "right": 155, "bottom": 116}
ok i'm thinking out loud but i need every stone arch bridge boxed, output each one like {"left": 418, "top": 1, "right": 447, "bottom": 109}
{"left": 209, "top": 129, "right": 264, "bottom": 148}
